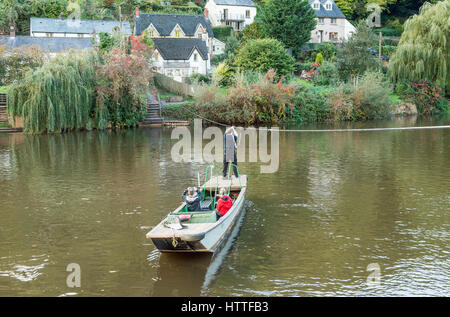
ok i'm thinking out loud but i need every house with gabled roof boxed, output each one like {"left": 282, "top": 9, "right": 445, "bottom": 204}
{"left": 204, "top": 0, "right": 257, "bottom": 32}
{"left": 134, "top": 8, "right": 214, "bottom": 81}
{"left": 309, "top": 0, "right": 355, "bottom": 43}
{"left": 151, "top": 38, "right": 210, "bottom": 82}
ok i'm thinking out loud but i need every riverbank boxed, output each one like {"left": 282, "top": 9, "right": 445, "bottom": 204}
{"left": 161, "top": 72, "right": 445, "bottom": 126}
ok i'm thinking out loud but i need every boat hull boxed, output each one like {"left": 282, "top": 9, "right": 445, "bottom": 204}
{"left": 148, "top": 182, "right": 247, "bottom": 253}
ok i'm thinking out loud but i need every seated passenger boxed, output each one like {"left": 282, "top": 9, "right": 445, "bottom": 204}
{"left": 215, "top": 187, "right": 233, "bottom": 219}
{"left": 182, "top": 187, "right": 203, "bottom": 211}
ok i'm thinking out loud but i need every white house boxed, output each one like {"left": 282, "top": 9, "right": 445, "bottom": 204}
{"left": 151, "top": 38, "right": 210, "bottom": 83}
{"left": 30, "top": 16, "right": 131, "bottom": 38}
{"left": 309, "top": 0, "right": 355, "bottom": 44}
{"left": 205, "top": 0, "right": 257, "bottom": 32}
{"left": 212, "top": 37, "right": 226, "bottom": 55}
{"left": 134, "top": 9, "right": 216, "bottom": 81}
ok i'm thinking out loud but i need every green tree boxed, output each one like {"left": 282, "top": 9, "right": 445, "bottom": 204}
{"left": 235, "top": 38, "right": 295, "bottom": 78}
{"left": 334, "top": 21, "right": 380, "bottom": 80}
{"left": 240, "top": 21, "right": 266, "bottom": 46}
{"left": 260, "top": 0, "right": 316, "bottom": 54}
{"left": 389, "top": 0, "right": 449, "bottom": 94}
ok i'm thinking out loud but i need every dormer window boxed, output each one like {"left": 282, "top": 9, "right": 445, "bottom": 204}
{"left": 313, "top": 2, "right": 320, "bottom": 10}
{"left": 325, "top": 1, "right": 332, "bottom": 10}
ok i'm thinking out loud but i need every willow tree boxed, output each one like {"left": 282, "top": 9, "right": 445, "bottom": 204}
{"left": 7, "top": 51, "right": 107, "bottom": 134}
{"left": 389, "top": 0, "right": 449, "bottom": 94}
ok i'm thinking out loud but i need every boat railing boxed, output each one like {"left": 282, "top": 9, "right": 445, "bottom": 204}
{"left": 202, "top": 164, "right": 220, "bottom": 209}
{"left": 226, "top": 163, "right": 242, "bottom": 196}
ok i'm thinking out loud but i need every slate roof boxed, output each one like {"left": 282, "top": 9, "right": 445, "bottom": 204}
{"left": 212, "top": 0, "right": 256, "bottom": 7}
{"left": 309, "top": 0, "right": 346, "bottom": 18}
{"left": 0, "top": 36, "right": 93, "bottom": 52}
{"left": 135, "top": 13, "right": 213, "bottom": 37}
{"left": 152, "top": 38, "right": 209, "bottom": 61}
{"left": 30, "top": 17, "right": 131, "bottom": 35}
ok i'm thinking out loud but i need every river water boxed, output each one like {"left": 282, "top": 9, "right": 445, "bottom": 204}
{"left": 0, "top": 116, "right": 449, "bottom": 296}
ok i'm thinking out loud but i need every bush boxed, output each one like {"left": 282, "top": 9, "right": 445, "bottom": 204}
{"left": 328, "top": 72, "right": 393, "bottom": 121}
{"left": 212, "top": 26, "right": 234, "bottom": 42}
{"left": 315, "top": 52, "right": 324, "bottom": 64}
{"left": 0, "top": 45, "right": 45, "bottom": 86}
{"left": 313, "top": 61, "right": 339, "bottom": 86}
{"left": 287, "top": 83, "right": 332, "bottom": 123}
{"left": 213, "top": 62, "right": 235, "bottom": 87}
{"left": 235, "top": 38, "right": 295, "bottom": 79}
{"left": 335, "top": 21, "right": 381, "bottom": 80}
{"left": 189, "top": 73, "right": 211, "bottom": 84}
{"left": 195, "top": 70, "right": 297, "bottom": 125}
{"left": 211, "top": 53, "right": 227, "bottom": 65}
{"left": 402, "top": 80, "right": 448, "bottom": 115}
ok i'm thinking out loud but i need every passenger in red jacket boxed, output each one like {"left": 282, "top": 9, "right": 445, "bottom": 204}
{"left": 216, "top": 187, "right": 233, "bottom": 219}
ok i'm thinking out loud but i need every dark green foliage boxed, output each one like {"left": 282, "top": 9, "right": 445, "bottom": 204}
{"left": 212, "top": 26, "right": 234, "bottom": 42}
{"left": 211, "top": 53, "right": 227, "bottom": 65}
{"left": 335, "top": 21, "right": 380, "bottom": 80}
{"left": 188, "top": 73, "right": 210, "bottom": 84}
{"left": 240, "top": 21, "right": 266, "bottom": 46}
{"left": 313, "top": 62, "right": 339, "bottom": 86}
{"left": 235, "top": 38, "right": 295, "bottom": 79}
{"left": 287, "top": 84, "right": 331, "bottom": 123}
{"left": 260, "top": 0, "right": 316, "bottom": 54}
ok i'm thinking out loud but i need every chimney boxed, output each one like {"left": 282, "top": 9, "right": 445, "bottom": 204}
{"left": 203, "top": 8, "right": 209, "bottom": 19}
{"left": 135, "top": 6, "right": 140, "bottom": 18}
{"left": 10, "top": 26, "right": 15, "bottom": 37}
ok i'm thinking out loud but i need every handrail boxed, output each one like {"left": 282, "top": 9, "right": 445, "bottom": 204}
{"left": 202, "top": 164, "right": 220, "bottom": 209}
{"left": 226, "top": 163, "right": 242, "bottom": 196}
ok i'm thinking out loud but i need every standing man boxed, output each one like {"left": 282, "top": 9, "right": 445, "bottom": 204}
{"left": 223, "top": 126, "right": 239, "bottom": 179}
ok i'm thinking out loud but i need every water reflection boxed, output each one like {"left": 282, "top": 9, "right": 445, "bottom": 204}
{"left": 0, "top": 116, "right": 449, "bottom": 296}
{"left": 152, "top": 253, "right": 212, "bottom": 297}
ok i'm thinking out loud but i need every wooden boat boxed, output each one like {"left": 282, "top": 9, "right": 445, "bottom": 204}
{"left": 146, "top": 168, "right": 247, "bottom": 253}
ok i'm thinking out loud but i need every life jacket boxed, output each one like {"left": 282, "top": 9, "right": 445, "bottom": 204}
{"left": 216, "top": 195, "right": 232, "bottom": 216}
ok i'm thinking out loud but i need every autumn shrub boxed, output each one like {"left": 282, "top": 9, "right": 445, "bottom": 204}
{"left": 0, "top": 45, "right": 45, "bottom": 86}
{"left": 328, "top": 72, "right": 393, "bottom": 121}
{"left": 95, "top": 36, "right": 153, "bottom": 129}
{"left": 195, "top": 70, "right": 296, "bottom": 125}
{"left": 402, "top": 80, "right": 448, "bottom": 115}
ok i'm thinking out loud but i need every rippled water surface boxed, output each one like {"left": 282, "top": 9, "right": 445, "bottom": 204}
{"left": 0, "top": 117, "right": 449, "bottom": 296}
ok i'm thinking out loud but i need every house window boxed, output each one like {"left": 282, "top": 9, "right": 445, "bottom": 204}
{"left": 246, "top": 10, "right": 250, "bottom": 18}
{"left": 313, "top": 2, "right": 320, "bottom": 10}
{"left": 175, "top": 30, "right": 180, "bottom": 38}
{"left": 194, "top": 53, "right": 198, "bottom": 61}
{"left": 167, "top": 70, "right": 173, "bottom": 76}
{"left": 330, "top": 18, "right": 337, "bottom": 24}
{"left": 325, "top": 3, "right": 332, "bottom": 10}
{"left": 318, "top": 18, "right": 324, "bottom": 24}
{"left": 46, "top": 33, "right": 53, "bottom": 37}
{"left": 77, "top": 33, "right": 84, "bottom": 38}
{"left": 329, "top": 32, "right": 338, "bottom": 41}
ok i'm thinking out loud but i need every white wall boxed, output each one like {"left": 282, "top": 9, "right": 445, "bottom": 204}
{"left": 32, "top": 32, "right": 90, "bottom": 38}
{"left": 212, "top": 38, "right": 225, "bottom": 55}
{"left": 205, "top": 0, "right": 256, "bottom": 31}
{"left": 310, "top": 17, "right": 348, "bottom": 43}
{"left": 151, "top": 48, "right": 209, "bottom": 82}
